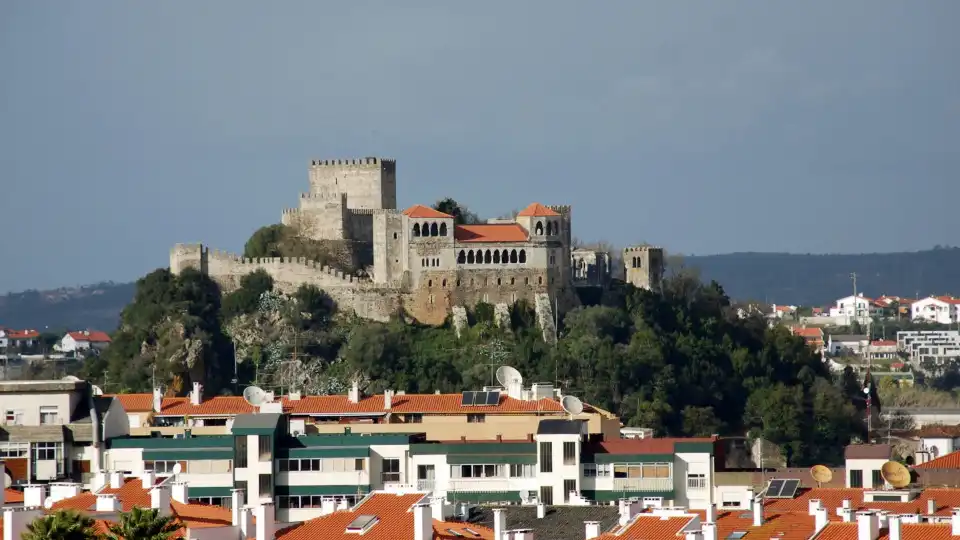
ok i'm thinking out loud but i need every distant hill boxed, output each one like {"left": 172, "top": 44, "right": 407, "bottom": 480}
{"left": 0, "top": 247, "right": 956, "bottom": 330}
{"left": 681, "top": 246, "right": 960, "bottom": 306}
{"left": 0, "top": 282, "right": 135, "bottom": 332}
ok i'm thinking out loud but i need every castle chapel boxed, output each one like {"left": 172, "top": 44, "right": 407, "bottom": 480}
{"left": 170, "top": 157, "right": 660, "bottom": 331}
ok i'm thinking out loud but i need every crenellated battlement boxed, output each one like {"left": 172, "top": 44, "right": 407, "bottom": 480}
{"left": 547, "top": 204, "right": 572, "bottom": 215}
{"left": 623, "top": 245, "right": 663, "bottom": 252}
{"left": 300, "top": 192, "right": 349, "bottom": 201}
{"left": 310, "top": 157, "right": 394, "bottom": 167}
{"left": 348, "top": 208, "right": 397, "bottom": 216}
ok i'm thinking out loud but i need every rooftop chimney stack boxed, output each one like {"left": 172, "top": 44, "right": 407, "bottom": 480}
{"left": 752, "top": 496, "right": 764, "bottom": 527}
{"left": 808, "top": 499, "right": 822, "bottom": 516}
{"left": 150, "top": 485, "right": 171, "bottom": 516}
{"left": 888, "top": 516, "right": 902, "bottom": 540}
{"left": 96, "top": 494, "right": 121, "bottom": 513}
{"left": 815, "top": 505, "right": 829, "bottom": 534}
{"left": 171, "top": 481, "right": 189, "bottom": 504}
{"left": 321, "top": 498, "right": 336, "bottom": 515}
{"left": 349, "top": 381, "right": 360, "bottom": 404}
{"left": 141, "top": 470, "right": 156, "bottom": 489}
{"left": 494, "top": 508, "right": 506, "bottom": 540}
{"left": 109, "top": 471, "right": 124, "bottom": 489}
{"left": 254, "top": 501, "right": 276, "bottom": 540}
{"left": 706, "top": 503, "right": 717, "bottom": 523}
{"left": 585, "top": 521, "right": 601, "bottom": 540}
{"left": 414, "top": 503, "right": 432, "bottom": 540}
{"left": 152, "top": 387, "right": 163, "bottom": 413}
{"left": 857, "top": 512, "right": 879, "bottom": 540}
{"left": 929, "top": 499, "right": 937, "bottom": 515}
{"left": 239, "top": 506, "right": 254, "bottom": 539}
{"left": 190, "top": 382, "right": 203, "bottom": 405}
{"left": 384, "top": 389, "right": 393, "bottom": 410}
{"left": 231, "top": 490, "right": 244, "bottom": 526}
{"left": 23, "top": 485, "right": 45, "bottom": 509}
{"left": 537, "top": 502, "right": 546, "bottom": 519}
{"left": 703, "top": 522, "right": 717, "bottom": 540}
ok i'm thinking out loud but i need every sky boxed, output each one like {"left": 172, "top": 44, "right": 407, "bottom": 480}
{"left": 1, "top": 2, "right": 957, "bottom": 293}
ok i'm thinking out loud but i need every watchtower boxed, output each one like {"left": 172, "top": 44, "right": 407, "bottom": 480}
{"left": 308, "top": 157, "right": 397, "bottom": 210}
{"left": 623, "top": 245, "right": 664, "bottom": 291}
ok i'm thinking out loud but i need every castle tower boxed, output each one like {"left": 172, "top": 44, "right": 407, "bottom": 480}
{"left": 623, "top": 245, "right": 664, "bottom": 291}
{"left": 308, "top": 157, "right": 397, "bottom": 210}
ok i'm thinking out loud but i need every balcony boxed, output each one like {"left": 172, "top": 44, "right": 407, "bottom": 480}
{"left": 416, "top": 480, "right": 435, "bottom": 492}
{"left": 448, "top": 478, "right": 535, "bottom": 493}
{"left": 612, "top": 477, "right": 673, "bottom": 492}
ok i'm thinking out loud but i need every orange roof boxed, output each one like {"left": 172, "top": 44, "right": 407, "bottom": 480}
{"left": 916, "top": 450, "right": 960, "bottom": 469}
{"left": 594, "top": 514, "right": 694, "bottom": 540}
{"left": 403, "top": 205, "right": 453, "bottom": 219}
{"left": 871, "top": 339, "right": 897, "bottom": 346}
{"left": 816, "top": 522, "right": 857, "bottom": 540}
{"left": 454, "top": 224, "right": 528, "bottom": 243}
{"left": 68, "top": 330, "right": 112, "bottom": 343}
{"left": 278, "top": 492, "right": 494, "bottom": 540}
{"left": 158, "top": 396, "right": 256, "bottom": 417}
{"left": 6, "top": 329, "right": 39, "bottom": 339}
{"left": 763, "top": 487, "right": 960, "bottom": 517}
{"left": 284, "top": 393, "right": 567, "bottom": 416}
{"left": 107, "top": 394, "right": 155, "bottom": 413}
{"left": 586, "top": 437, "right": 716, "bottom": 456}
{"left": 517, "top": 202, "right": 560, "bottom": 217}
{"left": 792, "top": 327, "right": 824, "bottom": 338}
{"left": 882, "top": 523, "right": 955, "bottom": 540}
{"left": 4, "top": 488, "right": 23, "bottom": 503}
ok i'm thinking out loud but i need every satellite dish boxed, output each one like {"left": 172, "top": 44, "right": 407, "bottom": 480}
{"left": 3, "top": 472, "right": 11, "bottom": 488}
{"left": 242, "top": 386, "right": 267, "bottom": 406}
{"left": 496, "top": 366, "right": 523, "bottom": 387}
{"left": 881, "top": 460, "right": 910, "bottom": 489}
{"left": 560, "top": 395, "right": 584, "bottom": 416}
{"left": 43, "top": 498, "right": 53, "bottom": 510}
{"left": 810, "top": 465, "right": 833, "bottom": 485}
{"left": 62, "top": 375, "right": 82, "bottom": 382}
{"left": 91, "top": 385, "right": 104, "bottom": 396}
{"left": 172, "top": 463, "right": 183, "bottom": 475}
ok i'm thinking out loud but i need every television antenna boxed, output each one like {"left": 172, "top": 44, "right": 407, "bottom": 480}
{"left": 560, "top": 395, "right": 583, "bottom": 419}
{"left": 243, "top": 385, "right": 267, "bottom": 409}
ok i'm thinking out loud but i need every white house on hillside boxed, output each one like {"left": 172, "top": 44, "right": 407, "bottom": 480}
{"left": 911, "top": 296, "right": 960, "bottom": 325}
{"left": 58, "top": 330, "right": 112, "bottom": 353}
{"left": 829, "top": 294, "right": 882, "bottom": 325}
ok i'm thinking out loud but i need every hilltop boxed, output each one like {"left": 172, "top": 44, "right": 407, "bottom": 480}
{"left": 0, "top": 247, "right": 956, "bottom": 330}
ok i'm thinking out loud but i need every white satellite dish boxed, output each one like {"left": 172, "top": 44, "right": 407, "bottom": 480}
{"left": 243, "top": 386, "right": 267, "bottom": 406}
{"left": 3, "top": 472, "right": 11, "bottom": 488}
{"left": 43, "top": 498, "right": 54, "bottom": 510}
{"left": 172, "top": 463, "right": 182, "bottom": 475}
{"left": 62, "top": 375, "right": 82, "bottom": 382}
{"left": 561, "top": 395, "right": 584, "bottom": 416}
{"left": 496, "top": 366, "right": 523, "bottom": 387}
{"left": 91, "top": 385, "right": 104, "bottom": 396}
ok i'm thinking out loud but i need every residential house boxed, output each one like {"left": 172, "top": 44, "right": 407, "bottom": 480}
{"left": 827, "top": 334, "right": 870, "bottom": 356}
{"left": 828, "top": 294, "right": 883, "bottom": 324}
{"left": 791, "top": 327, "right": 825, "bottom": 353}
{"left": 843, "top": 443, "right": 891, "bottom": 489}
{"left": 771, "top": 305, "right": 797, "bottom": 319}
{"left": 875, "top": 295, "right": 916, "bottom": 318}
{"left": 912, "top": 296, "right": 960, "bottom": 325}
{"left": 897, "top": 330, "right": 960, "bottom": 367}
{"left": 864, "top": 339, "right": 899, "bottom": 362}
{"left": 58, "top": 330, "right": 112, "bottom": 353}
{"left": 2, "top": 329, "right": 39, "bottom": 350}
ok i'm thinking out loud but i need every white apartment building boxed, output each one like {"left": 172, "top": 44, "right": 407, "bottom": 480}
{"left": 897, "top": 330, "right": 960, "bottom": 366}
{"left": 911, "top": 296, "right": 960, "bottom": 325}
{"left": 829, "top": 294, "right": 883, "bottom": 324}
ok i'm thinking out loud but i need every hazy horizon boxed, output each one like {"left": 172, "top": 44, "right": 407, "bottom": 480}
{"left": 2, "top": 2, "right": 956, "bottom": 293}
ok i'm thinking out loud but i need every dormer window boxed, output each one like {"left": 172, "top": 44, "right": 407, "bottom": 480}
{"left": 345, "top": 515, "right": 379, "bottom": 534}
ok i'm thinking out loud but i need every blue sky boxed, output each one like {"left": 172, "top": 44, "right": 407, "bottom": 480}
{"left": 1, "top": 2, "right": 956, "bottom": 293}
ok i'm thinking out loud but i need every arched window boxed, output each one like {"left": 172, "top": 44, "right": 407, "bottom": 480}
{"left": 422, "top": 222, "right": 429, "bottom": 236}
{"left": 484, "top": 250, "right": 492, "bottom": 264}
{"left": 442, "top": 279, "right": 447, "bottom": 287}
{"left": 510, "top": 277, "right": 515, "bottom": 285}
{"left": 413, "top": 223, "right": 421, "bottom": 237}
{"left": 501, "top": 249, "right": 509, "bottom": 264}
{"left": 439, "top": 223, "right": 447, "bottom": 236}
{"left": 535, "top": 221, "right": 544, "bottom": 235}
{"left": 546, "top": 221, "right": 553, "bottom": 236}
{"left": 518, "top": 250, "right": 526, "bottom": 264}
{"left": 458, "top": 250, "right": 466, "bottom": 264}
{"left": 430, "top": 222, "right": 439, "bottom": 236}
{"left": 497, "top": 278, "right": 502, "bottom": 285}
{"left": 538, "top": 276, "right": 543, "bottom": 285}
{"left": 493, "top": 250, "right": 501, "bottom": 264}
{"left": 467, "top": 251, "right": 475, "bottom": 264}
{"left": 524, "top": 277, "right": 529, "bottom": 285}
{"left": 510, "top": 249, "right": 518, "bottom": 263}
{"left": 474, "top": 250, "right": 483, "bottom": 263}
{"left": 456, "top": 279, "right": 461, "bottom": 287}
{"left": 428, "top": 279, "right": 433, "bottom": 287}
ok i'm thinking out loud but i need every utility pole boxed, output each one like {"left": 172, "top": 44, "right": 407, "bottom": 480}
{"left": 850, "top": 272, "right": 858, "bottom": 327}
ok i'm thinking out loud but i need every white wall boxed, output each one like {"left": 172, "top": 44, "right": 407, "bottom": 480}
{"left": 675, "top": 452, "right": 712, "bottom": 510}
{"left": 846, "top": 458, "right": 888, "bottom": 488}
{"left": 919, "top": 437, "right": 956, "bottom": 459}
{"left": 535, "top": 433, "right": 581, "bottom": 504}
{"left": 370, "top": 444, "right": 409, "bottom": 489}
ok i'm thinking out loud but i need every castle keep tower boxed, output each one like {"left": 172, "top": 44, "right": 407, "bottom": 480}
{"left": 308, "top": 157, "right": 396, "bottom": 210}
{"left": 623, "top": 245, "right": 664, "bottom": 291}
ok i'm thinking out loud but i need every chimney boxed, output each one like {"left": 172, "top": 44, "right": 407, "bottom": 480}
{"left": 888, "top": 516, "right": 902, "bottom": 540}
{"left": 337, "top": 498, "right": 350, "bottom": 511}
{"left": 685, "top": 532, "right": 702, "bottom": 540}
{"left": 190, "top": 382, "right": 203, "bottom": 405}
{"left": 231, "top": 490, "right": 244, "bottom": 526}
{"left": 141, "top": 470, "right": 156, "bottom": 489}
{"left": 537, "top": 502, "right": 546, "bottom": 519}
{"left": 254, "top": 501, "right": 276, "bottom": 540}
{"left": 618, "top": 499, "right": 631, "bottom": 526}
{"left": 929, "top": 499, "right": 937, "bottom": 515}
{"left": 49, "top": 483, "right": 82, "bottom": 504}
{"left": 239, "top": 506, "right": 254, "bottom": 539}
{"left": 150, "top": 485, "right": 171, "bottom": 516}
{"left": 171, "top": 481, "right": 188, "bottom": 504}
{"left": 109, "top": 470, "right": 124, "bottom": 489}
{"left": 752, "top": 497, "right": 764, "bottom": 527}
{"left": 288, "top": 391, "right": 301, "bottom": 401}
{"left": 23, "top": 485, "right": 45, "bottom": 509}
{"left": 4, "top": 507, "right": 42, "bottom": 540}
{"left": 808, "top": 499, "right": 821, "bottom": 516}
{"left": 96, "top": 493, "right": 121, "bottom": 512}
{"left": 348, "top": 381, "right": 360, "bottom": 403}
{"left": 384, "top": 390, "right": 393, "bottom": 410}
{"left": 414, "top": 503, "right": 432, "bottom": 540}
{"left": 321, "top": 498, "right": 336, "bottom": 515}
{"left": 431, "top": 496, "right": 446, "bottom": 521}
{"left": 585, "top": 521, "right": 601, "bottom": 540}
{"left": 703, "top": 522, "right": 717, "bottom": 540}
{"left": 815, "top": 506, "right": 828, "bottom": 533}
{"left": 857, "top": 512, "right": 879, "bottom": 540}
{"left": 952, "top": 508, "right": 960, "bottom": 536}
{"left": 494, "top": 509, "right": 506, "bottom": 540}
{"left": 511, "top": 530, "right": 534, "bottom": 540}
{"left": 153, "top": 387, "right": 163, "bottom": 413}
{"left": 706, "top": 503, "right": 717, "bottom": 523}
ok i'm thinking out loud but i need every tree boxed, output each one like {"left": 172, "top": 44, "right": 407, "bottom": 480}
{"left": 108, "top": 507, "right": 180, "bottom": 540}
{"left": 244, "top": 224, "right": 287, "bottom": 258}
{"left": 433, "top": 198, "right": 481, "bottom": 225}
{"left": 23, "top": 509, "right": 97, "bottom": 540}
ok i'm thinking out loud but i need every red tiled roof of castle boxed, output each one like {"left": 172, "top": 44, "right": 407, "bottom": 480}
{"left": 277, "top": 492, "right": 494, "bottom": 540}
{"left": 454, "top": 224, "right": 528, "bottom": 243}
{"left": 403, "top": 205, "right": 453, "bottom": 219}
{"left": 516, "top": 202, "right": 560, "bottom": 217}
{"left": 68, "top": 331, "right": 112, "bottom": 343}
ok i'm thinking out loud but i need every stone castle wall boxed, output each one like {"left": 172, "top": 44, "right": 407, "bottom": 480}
{"left": 308, "top": 158, "right": 397, "bottom": 210}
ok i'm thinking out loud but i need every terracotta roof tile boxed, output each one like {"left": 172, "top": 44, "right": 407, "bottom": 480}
{"left": 517, "top": 203, "right": 561, "bottom": 217}
{"left": 158, "top": 396, "right": 256, "bottom": 417}
{"left": 454, "top": 224, "right": 529, "bottom": 243}
{"left": 915, "top": 450, "right": 960, "bottom": 469}
{"left": 284, "top": 393, "right": 567, "bottom": 416}
{"left": 816, "top": 522, "right": 857, "bottom": 540}
{"left": 763, "top": 487, "right": 960, "bottom": 517}
{"left": 107, "top": 394, "right": 155, "bottom": 413}
{"left": 594, "top": 514, "right": 694, "bottom": 540}
{"left": 792, "top": 328, "right": 824, "bottom": 338}
{"left": 6, "top": 330, "right": 39, "bottom": 339}
{"left": 403, "top": 205, "right": 454, "bottom": 219}
{"left": 4, "top": 488, "right": 24, "bottom": 503}
{"left": 67, "top": 331, "right": 112, "bottom": 343}
{"left": 882, "top": 523, "right": 955, "bottom": 540}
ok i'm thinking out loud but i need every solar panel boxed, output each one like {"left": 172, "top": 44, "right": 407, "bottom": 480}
{"left": 461, "top": 391, "right": 476, "bottom": 406}
{"left": 766, "top": 479, "right": 785, "bottom": 498}
{"left": 485, "top": 390, "right": 500, "bottom": 405}
{"left": 779, "top": 479, "right": 801, "bottom": 499}
{"left": 726, "top": 532, "right": 748, "bottom": 540}
{"left": 476, "top": 391, "right": 489, "bottom": 406}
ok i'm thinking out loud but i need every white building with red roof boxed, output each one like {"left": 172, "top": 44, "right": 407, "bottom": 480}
{"left": 911, "top": 296, "right": 960, "bottom": 325}
{"left": 829, "top": 294, "right": 884, "bottom": 325}
{"left": 58, "top": 330, "right": 112, "bottom": 353}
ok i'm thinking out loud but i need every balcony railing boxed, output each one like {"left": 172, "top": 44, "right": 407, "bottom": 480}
{"left": 612, "top": 477, "right": 673, "bottom": 492}
{"left": 416, "top": 480, "right": 435, "bottom": 492}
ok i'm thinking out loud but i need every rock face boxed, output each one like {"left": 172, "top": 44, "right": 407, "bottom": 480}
{"left": 170, "top": 157, "right": 581, "bottom": 336}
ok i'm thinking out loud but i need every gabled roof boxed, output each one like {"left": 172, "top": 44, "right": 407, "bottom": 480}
{"left": 915, "top": 449, "right": 960, "bottom": 469}
{"left": 403, "top": 205, "right": 454, "bottom": 219}
{"left": 157, "top": 396, "right": 257, "bottom": 417}
{"left": 517, "top": 203, "right": 560, "bottom": 217}
{"left": 68, "top": 331, "right": 112, "bottom": 343}
{"left": 107, "top": 394, "right": 155, "bottom": 413}
{"left": 284, "top": 393, "right": 568, "bottom": 416}
{"left": 454, "top": 224, "right": 528, "bottom": 243}
{"left": 6, "top": 329, "right": 39, "bottom": 339}
{"left": 4, "top": 488, "right": 24, "bottom": 503}
{"left": 792, "top": 327, "right": 824, "bottom": 338}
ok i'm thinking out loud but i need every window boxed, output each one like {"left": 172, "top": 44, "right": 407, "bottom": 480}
{"left": 519, "top": 250, "right": 526, "bottom": 264}
{"left": 405, "top": 414, "right": 423, "bottom": 424}
{"left": 235, "top": 436, "right": 248, "bottom": 468}
{"left": 850, "top": 469, "right": 863, "bottom": 488}
{"left": 39, "top": 406, "right": 58, "bottom": 425}
{"left": 872, "top": 470, "right": 883, "bottom": 488}
{"left": 259, "top": 474, "right": 272, "bottom": 499}
{"left": 687, "top": 473, "right": 707, "bottom": 490}
{"left": 355, "top": 459, "right": 365, "bottom": 472}
{"left": 467, "top": 414, "right": 485, "bottom": 423}
{"left": 382, "top": 458, "right": 400, "bottom": 483}
{"left": 539, "top": 485, "right": 553, "bottom": 505}
{"left": 4, "top": 410, "right": 23, "bottom": 426}
{"left": 258, "top": 436, "right": 271, "bottom": 461}
{"left": 583, "top": 464, "right": 597, "bottom": 477}
{"left": 34, "top": 442, "right": 60, "bottom": 461}
{"left": 613, "top": 463, "right": 670, "bottom": 479}
{"left": 721, "top": 493, "right": 740, "bottom": 508}
{"left": 278, "top": 495, "right": 359, "bottom": 509}
{"left": 452, "top": 464, "right": 501, "bottom": 479}
{"left": 234, "top": 481, "right": 247, "bottom": 505}
{"left": 539, "top": 442, "right": 553, "bottom": 473}
{"left": 509, "top": 464, "right": 534, "bottom": 478}
{"left": 563, "top": 479, "right": 577, "bottom": 502}
{"left": 0, "top": 442, "right": 28, "bottom": 458}
{"left": 145, "top": 460, "right": 179, "bottom": 474}
{"left": 562, "top": 442, "right": 576, "bottom": 465}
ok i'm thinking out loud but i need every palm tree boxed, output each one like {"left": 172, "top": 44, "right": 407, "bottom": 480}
{"left": 107, "top": 507, "right": 180, "bottom": 540}
{"left": 22, "top": 509, "right": 97, "bottom": 540}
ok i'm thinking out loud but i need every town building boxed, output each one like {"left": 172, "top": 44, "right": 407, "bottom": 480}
{"left": 57, "top": 330, "right": 112, "bottom": 353}
{"left": 827, "top": 334, "right": 870, "bottom": 356}
{"left": 791, "top": 327, "right": 825, "bottom": 353}
{"left": 911, "top": 296, "right": 960, "bottom": 325}
{"left": 829, "top": 294, "right": 883, "bottom": 325}
{"left": 897, "top": 330, "right": 960, "bottom": 367}
{"left": 864, "top": 340, "right": 899, "bottom": 362}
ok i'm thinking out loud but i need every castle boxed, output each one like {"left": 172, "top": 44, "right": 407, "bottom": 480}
{"left": 170, "top": 157, "right": 662, "bottom": 334}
